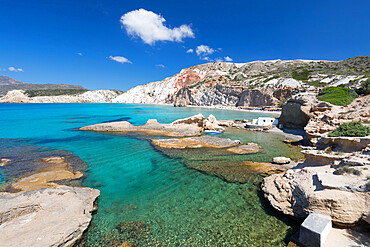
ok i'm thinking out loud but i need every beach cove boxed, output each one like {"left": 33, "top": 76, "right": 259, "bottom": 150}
{"left": 0, "top": 103, "right": 303, "bottom": 246}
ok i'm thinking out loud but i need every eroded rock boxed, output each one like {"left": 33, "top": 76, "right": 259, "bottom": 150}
{"left": 0, "top": 186, "right": 100, "bottom": 247}
{"left": 262, "top": 166, "right": 369, "bottom": 225}
{"left": 80, "top": 118, "right": 203, "bottom": 137}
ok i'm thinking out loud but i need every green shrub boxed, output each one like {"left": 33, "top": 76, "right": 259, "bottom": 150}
{"left": 357, "top": 78, "right": 370, "bottom": 95}
{"left": 328, "top": 121, "right": 370, "bottom": 137}
{"left": 292, "top": 69, "right": 310, "bottom": 81}
{"left": 318, "top": 86, "right": 358, "bottom": 106}
{"left": 333, "top": 165, "right": 361, "bottom": 176}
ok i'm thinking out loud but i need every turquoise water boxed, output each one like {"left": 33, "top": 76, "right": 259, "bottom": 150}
{"left": 0, "top": 103, "right": 298, "bottom": 246}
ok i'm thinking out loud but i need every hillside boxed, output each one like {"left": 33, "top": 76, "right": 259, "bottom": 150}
{"left": 113, "top": 56, "right": 370, "bottom": 107}
{"left": 0, "top": 76, "right": 86, "bottom": 96}
{"left": 0, "top": 75, "right": 25, "bottom": 85}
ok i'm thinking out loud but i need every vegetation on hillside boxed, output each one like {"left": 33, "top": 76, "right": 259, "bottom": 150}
{"left": 0, "top": 82, "right": 86, "bottom": 96}
{"left": 292, "top": 69, "right": 310, "bottom": 81}
{"left": 25, "top": 89, "right": 89, "bottom": 97}
{"left": 328, "top": 121, "right": 370, "bottom": 137}
{"left": 357, "top": 78, "right": 370, "bottom": 95}
{"left": 318, "top": 86, "right": 358, "bottom": 106}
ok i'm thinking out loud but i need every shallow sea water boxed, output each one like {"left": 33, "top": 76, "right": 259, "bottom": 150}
{"left": 0, "top": 103, "right": 300, "bottom": 246}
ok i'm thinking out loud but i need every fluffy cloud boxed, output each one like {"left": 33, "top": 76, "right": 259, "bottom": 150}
{"left": 201, "top": 57, "right": 213, "bottom": 62}
{"left": 77, "top": 52, "right": 83, "bottom": 56}
{"left": 120, "top": 9, "right": 194, "bottom": 45}
{"left": 156, "top": 64, "right": 165, "bottom": 68}
{"left": 224, "top": 56, "right": 233, "bottom": 62}
{"left": 186, "top": 48, "right": 194, "bottom": 53}
{"left": 109, "top": 56, "right": 132, "bottom": 64}
{"left": 195, "top": 45, "right": 215, "bottom": 56}
{"left": 8, "top": 67, "right": 23, "bottom": 72}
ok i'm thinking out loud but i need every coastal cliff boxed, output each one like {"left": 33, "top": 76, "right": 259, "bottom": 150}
{"left": 113, "top": 56, "right": 369, "bottom": 107}
{"left": 2, "top": 56, "right": 368, "bottom": 107}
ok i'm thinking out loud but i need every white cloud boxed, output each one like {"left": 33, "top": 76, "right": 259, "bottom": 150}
{"left": 186, "top": 48, "right": 194, "bottom": 53}
{"left": 201, "top": 57, "right": 213, "bottom": 62}
{"left": 156, "top": 64, "right": 165, "bottom": 68}
{"left": 196, "top": 45, "right": 215, "bottom": 56}
{"left": 224, "top": 56, "right": 233, "bottom": 62}
{"left": 120, "top": 9, "right": 194, "bottom": 45}
{"left": 77, "top": 52, "right": 83, "bottom": 56}
{"left": 109, "top": 56, "right": 132, "bottom": 64}
{"left": 8, "top": 66, "right": 23, "bottom": 72}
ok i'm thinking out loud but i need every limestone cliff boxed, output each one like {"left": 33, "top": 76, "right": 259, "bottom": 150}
{"left": 1, "top": 56, "right": 369, "bottom": 106}
{"left": 113, "top": 56, "right": 370, "bottom": 107}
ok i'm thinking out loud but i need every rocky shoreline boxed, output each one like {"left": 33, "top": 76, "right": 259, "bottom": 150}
{"left": 0, "top": 146, "right": 100, "bottom": 247}
{"left": 1, "top": 92, "right": 369, "bottom": 246}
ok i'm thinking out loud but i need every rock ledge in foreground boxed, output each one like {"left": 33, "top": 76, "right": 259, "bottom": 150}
{"left": 0, "top": 186, "right": 100, "bottom": 247}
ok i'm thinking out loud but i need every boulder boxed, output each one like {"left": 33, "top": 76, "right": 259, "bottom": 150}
{"left": 0, "top": 186, "right": 100, "bottom": 247}
{"left": 203, "top": 114, "right": 224, "bottom": 132}
{"left": 262, "top": 166, "right": 370, "bottom": 225}
{"left": 272, "top": 156, "right": 292, "bottom": 164}
{"left": 171, "top": 113, "right": 205, "bottom": 127}
{"left": 278, "top": 92, "right": 316, "bottom": 129}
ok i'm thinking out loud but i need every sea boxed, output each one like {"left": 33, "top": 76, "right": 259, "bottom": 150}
{"left": 0, "top": 103, "right": 303, "bottom": 246}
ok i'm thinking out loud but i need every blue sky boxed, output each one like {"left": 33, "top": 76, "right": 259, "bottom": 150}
{"left": 0, "top": 0, "right": 369, "bottom": 90}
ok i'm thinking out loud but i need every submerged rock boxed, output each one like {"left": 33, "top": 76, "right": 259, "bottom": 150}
{"left": 0, "top": 186, "right": 100, "bottom": 247}
{"left": 0, "top": 158, "right": 11, "bottom": 167}
{"left": 227, "top": 143, "right": 263, "bottom": 154}
{"left": 8, "top": 156, "right": 83, "bottom": 192}
{"left": 189, "top": 160, "right": 284, "bottom": 183}
{"left": 116, "top": 221, "right": 151, "bottom": 241}
{"left": 151, "top": 136, "right": 241, "bottom": 149}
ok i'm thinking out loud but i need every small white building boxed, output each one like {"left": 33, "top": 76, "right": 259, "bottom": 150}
{"left": 246, "top": 117, "right": 278, "bottom": 128}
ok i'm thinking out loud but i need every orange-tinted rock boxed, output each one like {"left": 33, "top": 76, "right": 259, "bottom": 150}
{"left": 119, "top": 242, "right": 134, "bottom": 247}
{"left": 151, "top": 136, "right": 241, "bottom": 149}
{"left": 9, "top": 156, "right": 83, "bottom": 192}
{"left": 226, "top": 143, "right": 263, "bottom": 154}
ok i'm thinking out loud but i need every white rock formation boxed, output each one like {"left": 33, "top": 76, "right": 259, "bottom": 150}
{"left": 0, "top": 90, "right": 122, "bottom": 103}
{"left": 0, "top": 186, "right": 100, "bottom": 247}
